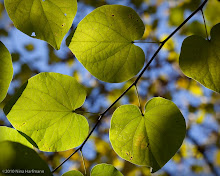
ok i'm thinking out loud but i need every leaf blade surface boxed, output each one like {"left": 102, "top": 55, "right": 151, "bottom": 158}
{"left": 69, "top": 5, "right": 145, "bottom": 83}
{"left": 4, "top": 72, "right": 89, "bottom": 152}
{"left": 0, "top": 41, "right": 13, "bottom": 103}
{"left": 0, "top": 141, "right": 52, "bottom": 175}
{"left": 110, "top": 97, "right": 186, "bottom": 172}
{"left": 179, "top": 23, "right": 220, "bottom": 93}
{"left": 5, "top": 0, "right": 77, "bottom": 49}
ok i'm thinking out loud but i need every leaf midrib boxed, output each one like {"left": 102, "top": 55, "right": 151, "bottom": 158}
{"left": 38, "top": 0, "right": 57, "bottom": 48}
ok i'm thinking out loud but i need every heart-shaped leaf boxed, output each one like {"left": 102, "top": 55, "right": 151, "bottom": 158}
{"left": 0, "top": 141, "right": 52, "bottom": 175}
{"left": 110, "top": 97, "right": 186, "bottom": 172}
{"left": 62, "top": 170, "right": 84, "bottom": 176}
{"left": 0, "top": 41, "right": 13, "bottom": 103}
{"left": 69, "top": 5, "right": 145, "bottom": 83}
{"left": 0, "top": 126, "right": 32, "bottom": 148}
{"left": 62, "top": 164, "right": 123, "bottom": 176}
{"left": 4, "top": 72, "right": 89, "bottom": 152}
{"left": 91, "top": 164, "right": 123, "bottom": 176}
{"left": 179, "top": 23, "right": 220, "bottom": 93}
{"left": 5, "top": 0, "right": 77, "bottom": 50}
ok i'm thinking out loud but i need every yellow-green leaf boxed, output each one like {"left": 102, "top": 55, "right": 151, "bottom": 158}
{"left": 0, "top": 126, "right": 32, "bottom": 148}
{"left": 110, "top": 97, "right": 186, "bottom": 172}
{"left": 62, "top": 170, "right": 84, "bottom": 176}
{"left": 69, "top": 5, "right": 145, "bottom": 83}
{"left": 0, "top": 141, "right": 52, "bottom": 175}
{"left": 91, "top": 164, "right": 123, "bottom": 176}
{"left": 62, "top": 164, "right": 123, "bottom": 176}
{"left": 0, "top": 41, "right": 13, "bottom": 103}
{"left": 5, "top": 0, "right": 77, "bottom": 50}
{"left": 4, "top": 72, "right": 89, "bottom": 152}
{"left": 179, "top": 23, "right": 220, "bottom": 93}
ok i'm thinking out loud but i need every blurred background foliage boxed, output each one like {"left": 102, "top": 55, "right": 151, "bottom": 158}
{"left": 0, "top": 0, "right": 220, "bottom": 175}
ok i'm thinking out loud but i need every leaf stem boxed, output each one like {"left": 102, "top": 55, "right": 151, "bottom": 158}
{"left": 200, "top": 9, "right": 209, "bottom": 40}
{"left": 80, "top": 149, "right": 87, "bottom": 176}
{"left": 51, "top": 0, "right": 209, "bottom": 173}
{"left": 135, "top": 85, "right": 143, "bottom": 115}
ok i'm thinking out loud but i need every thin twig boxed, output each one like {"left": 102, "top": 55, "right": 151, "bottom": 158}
{"left": 52, "top": 0, "right": 209, "bottom": 173}
{"left": 201, "top": 9, "right": 209, "bottom": 40}
{"left": 52, "top": 115, "right": 102, "bottom": 173}
{"left": 80, "top": 149, "right": 87, "bottom": 176}
{"left": 135, "top": 85, "right": 143, "bottom": 115}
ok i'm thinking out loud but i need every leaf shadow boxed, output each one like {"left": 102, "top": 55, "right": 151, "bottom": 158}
{"left": 3, "top": 81, "right": 28, "bottom": 115}
{"left": 18, "top": 130, "right": 39, "bottom": 149}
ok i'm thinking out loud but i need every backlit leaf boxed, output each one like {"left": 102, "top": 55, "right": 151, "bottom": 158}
{"left": 0, "top": 41, "right": 13, "bottom": 103}
{"left": 110, "top": 97, "right": 186, "bottom": 172}
{"left": 0, "top": 126, "right": 32, "bottom": 148}
{"left": 4, "top": 72, "right": 89, "bottom": 152}
{"left": 69, "top": 5, "right": 145, "bottom": 83}
{"left": 62, "top": 170, "right": 84, "bottom": 176}
{"left": 179, "top": 23, "right": 220, "bottom": 93}
{"left": 91, "top": 163, "right": 123, "bottom": 176}
{"left": 62, "top": 164, "right": 123, "bottom": 176}
{"left": 0, "top": 141, "right": 52, "bottom": 175}
{"left": 5, "top": 0, "right": 77, "bottom": 50}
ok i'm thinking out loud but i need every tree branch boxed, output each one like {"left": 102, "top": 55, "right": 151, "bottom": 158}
{"left": 52, "top": 0, "right": 209, "bottom": 173}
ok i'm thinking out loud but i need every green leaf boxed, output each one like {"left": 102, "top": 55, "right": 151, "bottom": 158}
{"left": 4, "top": 0, "right": 77, "bottom": 50}
{"left": 0, "top": 141, "right": 52, "bottom": 175}
{"left": 179, "top": 23, "right": 220, "bottom": 93}
{"left": 4, "top": 72, "right": 89, "bottom": 152}
{"left": 0, "top": 126, "right": 32, "bottom": 148}
{"left": 0, "top": 41, "right": 13, "bottom": 103}
{"left": 109, "top": 97, "right": 186, "bottom": 172}
{"left": 69, "top": 5, "right": 145, "bottom": 83}
{"left": 62, "top": 164, "right": 123, "bottom": 176}
{"left": 62, "top": 170, "right": 84, "bottom": 176}
{"left": 91, "top": 164, "right": 123, "bottom": 176}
